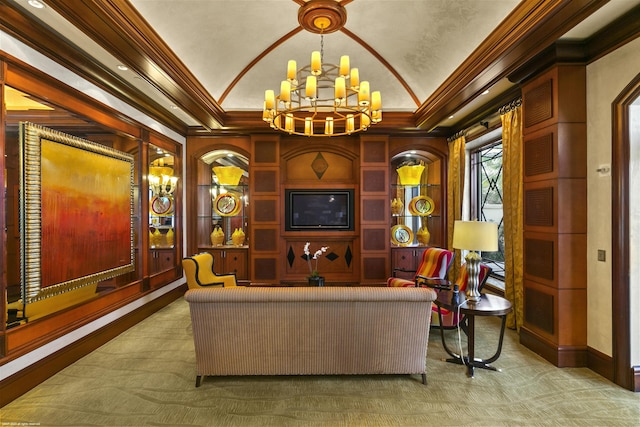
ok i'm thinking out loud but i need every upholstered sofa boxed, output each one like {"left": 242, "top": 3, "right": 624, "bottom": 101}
{"left": 184, "top": 286, "right": 437, "bottom": 387}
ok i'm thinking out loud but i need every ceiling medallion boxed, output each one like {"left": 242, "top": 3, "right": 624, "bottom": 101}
{"left": 298, "top": 0, "right": 347, "bottom": 34}
{"left": 263, "top": 0, "right": 381, "bottom": 137}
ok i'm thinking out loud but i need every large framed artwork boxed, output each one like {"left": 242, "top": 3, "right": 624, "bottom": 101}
{"left": 19, "top": 122, "right": 135, "bottom": 303}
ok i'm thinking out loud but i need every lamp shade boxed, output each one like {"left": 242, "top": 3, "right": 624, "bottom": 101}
{"left": 452, "top": 221, "right": 498, "bottom": 252}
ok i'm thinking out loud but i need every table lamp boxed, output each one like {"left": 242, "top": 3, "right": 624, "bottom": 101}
{"left": 452, "top": 220, "right": 498, "bottom": 302}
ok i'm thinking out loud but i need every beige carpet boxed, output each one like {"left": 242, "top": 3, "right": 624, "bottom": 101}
{"left": 2, "top": 297, "right": 639, "bottom": 426}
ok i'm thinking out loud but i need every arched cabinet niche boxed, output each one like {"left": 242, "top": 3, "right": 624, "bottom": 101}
{"left": 195, "top": 149, "right": 250, "bottom": 283}
{"left": 389, "top": 146, "right": 447, "bottom": 281}
{"left": 148, "top": 142, "right": 181, "bottom": 280}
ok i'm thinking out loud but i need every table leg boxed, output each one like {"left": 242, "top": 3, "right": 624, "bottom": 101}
{"left": 477, "top": 314, "right": 509, "bottom": 364}
{"left": 437, "top": 306, "right": 463, "bottom": 360}
{"left": 467, "top": 314, "right": 475, "bottom": 377}
{"left": 464, "top": 314, "right": 508, "bottom": 375}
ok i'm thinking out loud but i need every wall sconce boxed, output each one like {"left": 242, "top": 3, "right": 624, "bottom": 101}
{"left": 149, "top": 169, "right": 178, "bottom": 196}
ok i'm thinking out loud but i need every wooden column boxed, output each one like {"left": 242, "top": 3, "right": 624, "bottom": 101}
{"left": 249, "top": 135, "right": 281, "bottom": 283}
{"left": 359, "top": 135, "right": 390, "bottom": 285}
{"left": 520, "top": 65, "right": 588, "bottom": 367}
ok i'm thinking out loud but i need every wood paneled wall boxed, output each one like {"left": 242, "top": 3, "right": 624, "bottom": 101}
{"left": 188, "top": 134, "right": 448, "bottom": 286}
{"left": 520, "top": 65, "right": 588, "bottom": 367}
{"left": 249, "top": 135, "right": 281, "bottom": 283}
{"left": 359, "top": 135, "right": 390, "bottom": 284}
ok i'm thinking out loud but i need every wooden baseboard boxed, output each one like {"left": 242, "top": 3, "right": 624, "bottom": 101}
{"left": 0, "top": 286, "right": 185, "bottom": 407}
{"left": 587, "top": 346, "right": 614, "bottom": 382}
{"left": 520, "top": 326, "right": 587, "bottom": 367}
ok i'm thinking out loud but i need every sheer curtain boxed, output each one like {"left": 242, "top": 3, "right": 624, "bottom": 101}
{"left": 447, "top": 134, "right": 465, "bottom": 281}
{"left": 501, "top": 103, "right": 524, "bottom": 331}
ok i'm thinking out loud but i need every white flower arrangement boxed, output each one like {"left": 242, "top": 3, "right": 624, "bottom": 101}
{"left": 303, "top": 242, "right": 329, "bottom": 278}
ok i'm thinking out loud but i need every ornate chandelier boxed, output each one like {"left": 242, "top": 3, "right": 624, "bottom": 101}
{"left": 262, "top": 0, "right": 381, "bottom": 137}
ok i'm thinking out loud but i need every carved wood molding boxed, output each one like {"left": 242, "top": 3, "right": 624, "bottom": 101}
{"left": 413, "top": 0, "right": 609, "bottom": 131}
{"left": 0, "top": 3, "right": 188, "bottom": 135}
{"left": 40, "top": 0, "right": 224, "bottom": 131}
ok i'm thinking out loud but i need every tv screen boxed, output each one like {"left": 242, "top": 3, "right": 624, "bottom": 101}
{"left": 285, "top": 189, "right": 354, "bottom": 231}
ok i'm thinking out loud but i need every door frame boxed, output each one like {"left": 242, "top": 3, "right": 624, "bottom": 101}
{"left": 611, "top": 72, "right": 640, "bottom": 391}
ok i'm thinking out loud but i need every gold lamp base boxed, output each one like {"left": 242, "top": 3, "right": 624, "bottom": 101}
{"left": 465, "top": 251, "right": 483, "bottom": 302}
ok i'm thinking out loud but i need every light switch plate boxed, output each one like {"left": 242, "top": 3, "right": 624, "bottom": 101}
{"left": 597, "top": 249, "right": 606, "bottom": 262}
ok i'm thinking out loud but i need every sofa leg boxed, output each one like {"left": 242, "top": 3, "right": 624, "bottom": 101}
{"left": 422, "top": 373, "right": 427, "bottom": 385}
{"left": 195, "top": 375, "right": 203, "bottom": 387}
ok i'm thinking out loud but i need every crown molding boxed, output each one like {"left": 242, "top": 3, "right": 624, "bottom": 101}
{"left": 41, "top": 0, "right": 225, "bottom": 131}
{"left": 413, "top": 0, "right": 609, "bottom": 132}
{"left": 0, "top": 3, "right": 189, "bottom": 135}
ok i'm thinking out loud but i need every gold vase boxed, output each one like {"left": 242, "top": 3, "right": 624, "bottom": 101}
{"left": 417, "top": 225, "right": 431, "bottom": 246}
{"left": 391, "top": 198, "right": 404, "bottom": 216}
{"left": 213, "top": 166, "right": 243, "bottom": 185}
{"left": 397, "top": 165, "right": 425, "bottom": 186}
{"left": 151, "top": 228, "right": 162, "bottom": 248}
{"left": 210, "top": 226, "right": 225, "bottom": 246}
{"left": 231, "top": 228, "right": 245, "bottom": 246}
{"left": 165, "top": 228, "right": 174, "bottom": 247}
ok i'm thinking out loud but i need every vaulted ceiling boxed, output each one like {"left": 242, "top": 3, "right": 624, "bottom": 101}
{"left": 2, "top": 0, "right": 640, "bottom": 136}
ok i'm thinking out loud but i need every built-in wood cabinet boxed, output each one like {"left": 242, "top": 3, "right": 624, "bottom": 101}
{"left": 391, "top": 247, "right": 427, "bottom": 280}
{"left": 147, "top": 139, "right": 181, "bottom": 284}
{"left": 150, "top": 248, "right": 176, "bottom": 274}
{"left": 390, "top": 153, "right": 444, "bottom": 248}
{"left": 187, "top": 135, "right": 448, "bottom": 286}
{"left": 198, "top": 246, "right": 248, "bottom": 281}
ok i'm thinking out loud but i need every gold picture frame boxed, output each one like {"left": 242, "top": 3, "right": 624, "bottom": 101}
{"left": 19, "top": 122, "right": 135, "bottom": 303}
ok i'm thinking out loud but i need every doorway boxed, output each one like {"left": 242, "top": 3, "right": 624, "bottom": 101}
{"left": 612, "top": 73, "right": 640, "bottom": 391}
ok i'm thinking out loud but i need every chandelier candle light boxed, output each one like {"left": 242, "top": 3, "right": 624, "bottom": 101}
{"left": 452, "top": 220, "right": 498, "bottom": 302}
{"left": 148, "top": 166, "right": 178, "bottom": 197}
{"left": 263, "top": 0, "right": 381, "bottom": 137}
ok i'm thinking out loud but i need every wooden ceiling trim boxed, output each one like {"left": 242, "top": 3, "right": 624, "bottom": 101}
{"left": 3, "top": 54, "right": 141, "bottom": 138}
{"left": 583, "top": 4, "right": 640, "bottom": 64}
{"left": 506, "top": 5, "right": 640, "bottom": 106}
{"left": 340, "top": 27, "right": 421, "bottom": 107}
{"left": 219, "top": 27, "right": 304, "bottom": 105}
{"left": 0, "top": 3, "right": 188, "bottom": 135}
{"left": 413, "top": 0, "right": 609, "bottom": 131}
{"left": 446, "top": 86, "right": 522, "bottom": 139}
{"left": 42, "top": 0, "right": 224, "bottom": 131}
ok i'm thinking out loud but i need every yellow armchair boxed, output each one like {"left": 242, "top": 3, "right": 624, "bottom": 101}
{"left": 182, "top": 252, "right": 237, "bottom": 289}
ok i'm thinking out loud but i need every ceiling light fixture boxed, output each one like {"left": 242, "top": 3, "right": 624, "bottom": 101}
{"left": 263, "top": 0, "right": 381, "bottom": 137}
{"left": 27, "top": 0, "right": 45, "bottom": 9}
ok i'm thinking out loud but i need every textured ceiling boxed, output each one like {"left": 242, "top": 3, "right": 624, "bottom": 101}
{"left": 4, "top": 0, "right": 640, "bottom": 133}
{"left": 128, "top": 0, "right": 519, "bottom": 112}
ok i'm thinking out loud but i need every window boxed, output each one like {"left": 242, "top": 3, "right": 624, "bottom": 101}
{"left": 470, "top": 140, "right": 505, "bottom": 283}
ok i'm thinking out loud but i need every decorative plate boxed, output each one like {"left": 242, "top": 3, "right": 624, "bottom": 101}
{"left": 391, "top": 224, "right": 413, "bottom": 246}
{"left": 214, "top": 193, "right": 240, "bottom": 216}
{"left": 150, "top": 195, "right": 174, "bottom": 216}
{"left": 408, "top": 196, "right": 435, "bottom": 216}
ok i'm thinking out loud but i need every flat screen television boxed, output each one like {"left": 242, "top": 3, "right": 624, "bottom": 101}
{"left": 285, "top": 189, "right": 354, "bottom": 231}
